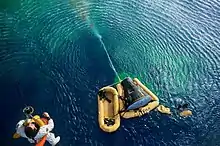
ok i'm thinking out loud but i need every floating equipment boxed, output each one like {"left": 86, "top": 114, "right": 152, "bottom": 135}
{"left": 176, "top": 103, "right": 192, "bottom": 117}
{"left": 118, "top": 77, "right": 159, "bottom": 119}
{"left": 180, "top": 110, "right": 192, "bottom": 117}
{"left": 97, "top": 86, "right": 120, "bottom": 133}
{"left": 13, "top": 106, "right": 48, "bottom": 146}
{"left": 157, "top": 105, "right": 171, "bottom": 115}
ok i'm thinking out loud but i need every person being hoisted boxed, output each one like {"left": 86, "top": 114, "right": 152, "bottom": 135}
{"left": 13, "top": 106, "right": 60, "bottom": 146}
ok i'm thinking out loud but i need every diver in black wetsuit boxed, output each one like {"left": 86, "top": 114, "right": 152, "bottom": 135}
{"left": 175, "top": 99, "right": 192, "bottom": 117}
{"left": 98, "top": 90, "right": 111, "bottom": 103}
{"left": 104, "top": 118, "right": 115, "bottom": 126}
{"left": 177, "top": 103, "right": 189, "bottom": 111}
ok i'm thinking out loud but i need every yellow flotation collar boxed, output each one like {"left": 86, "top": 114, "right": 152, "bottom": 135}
{"left": 32, "top": 115, "right": 46, "bottom": 126}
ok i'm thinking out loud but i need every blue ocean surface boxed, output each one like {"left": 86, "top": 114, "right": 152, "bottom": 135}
{"left": 0, "top": 0, "right": 220, "bottom": 145}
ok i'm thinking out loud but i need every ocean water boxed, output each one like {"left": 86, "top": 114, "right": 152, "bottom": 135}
{"left": 0, "top": 0, "right": 220, "bottom": 146}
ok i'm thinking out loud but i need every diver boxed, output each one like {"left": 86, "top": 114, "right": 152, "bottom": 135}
{"left": 173, "top": 98, "right": 192, "bottom": 117}
{"left": 15, "top": 112, "right": 60, "bottom": 145}
{"left": 98, "top": 90, "right": 111, "bottom": 103}
{"left": 176, "top": 103, "right": 192, "bottom": 117}
{"left": 177, "top": 103, "right": 189, "bottom": 111}
{"left": 104, "top": 118, "right": 115, "bottom": 126}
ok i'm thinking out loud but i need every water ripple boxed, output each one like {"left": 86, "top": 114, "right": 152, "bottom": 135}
{"left": 1, "top": 0, "right": 220, "bottom": 145}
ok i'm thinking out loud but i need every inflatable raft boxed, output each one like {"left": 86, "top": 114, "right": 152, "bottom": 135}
{"left": 117, "top": 77, "right": 159, "bottom": 119}
{"left": 97, "top": 86, "right": 120, "bottom": 133}
{"left": 97, "top": 77, "right": 160, "bottom": 132}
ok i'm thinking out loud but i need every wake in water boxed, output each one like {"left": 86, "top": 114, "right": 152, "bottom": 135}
{"left": 96, "top": 30, "right": 121, "bottom": 81}
{"left": 99, "top": 36, "right": 121, "bottom": 81}
{"left": 88, "top": 19, "right": 121, "bottom": 81}
{"left": 73, "top": 0, "right": 120, "bottom": 81}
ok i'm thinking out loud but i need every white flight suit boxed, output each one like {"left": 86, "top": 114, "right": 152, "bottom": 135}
{"left": 16, "top": 119, "right": 60, "bottom": 145}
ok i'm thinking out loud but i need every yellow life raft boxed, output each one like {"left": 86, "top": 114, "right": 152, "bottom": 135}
{"left": 97, "top": 86, "right": 120, "bottom": 133}
{"left": 117, "top": 78, "right": 159, "bottom": 119}
{"left": 97, "top": 77, "right": 160, "bottom": 132}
